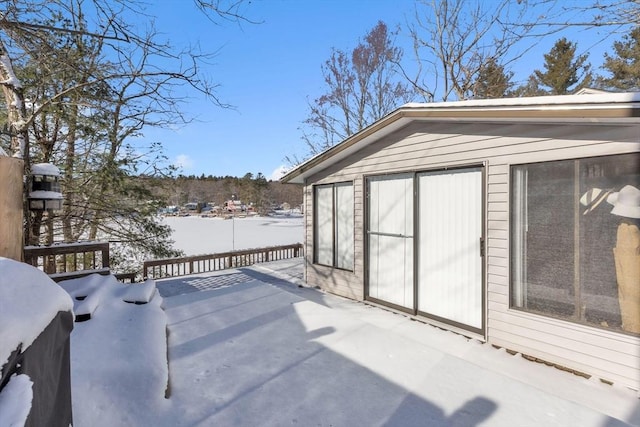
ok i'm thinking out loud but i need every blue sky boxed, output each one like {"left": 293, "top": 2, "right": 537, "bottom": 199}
{"left": 139, "top": 0, "right": 623, "bottom": 180}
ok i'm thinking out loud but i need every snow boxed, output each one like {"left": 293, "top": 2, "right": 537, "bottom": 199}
{"left": 122, "top": 278, "right": 157, "bottom": 304}
{"left": 164, "top": 215, "right": 303, "bottom": 256}
{"left": 2, "top": 220, "right": 639, "bottom": 426}
{"left": 31, "top": 163, "right": 60, "bottom": 176}
{"left": 69, "top": 276, "right": 169, "bottom": 426}
{"left": 0, "top": 257, "right": 73, "bottom": 368}
{"left": 0, "top": 146, "right": 7, "bottom": 156}
{"left": 63, "top": 261, "right": 640, "bottom": 426}
{"left": 0, "top": 374, "right": 32, "bottom": 427}
{"left": 28, "top": 190, "right": 63, "bottom": 199}
{"left": 0, "top": 55, "right": 23, "bottom": 89}
{"left": 25, "top": 241, "right": 104, "bottom": 249}
{"left": 401, "top": 91, "right": 640, "bottom": 109}
{"left": 58, "top": 273, "right": 119, "bottom": 320}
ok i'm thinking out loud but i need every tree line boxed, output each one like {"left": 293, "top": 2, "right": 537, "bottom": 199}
{"left": 0, "top": 0, "right": 637, "bottom": 268}
{"left": 160, "top": 173, "right": 302, "bottom": 211}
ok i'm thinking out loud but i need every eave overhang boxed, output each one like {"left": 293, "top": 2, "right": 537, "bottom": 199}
{"left": 281, "top": 93, "right": 640, "bottom": 185}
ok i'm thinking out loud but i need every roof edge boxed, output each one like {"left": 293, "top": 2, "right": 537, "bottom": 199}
{"left": 400, "top": 91, "right": 640, "bottom": 109}
{"left": 281, "top": 92, "right": 640, "bottom": 184}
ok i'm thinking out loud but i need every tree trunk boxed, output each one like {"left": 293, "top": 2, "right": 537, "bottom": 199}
{"left": 62, "top": 105, "right": 78, "bottom": 242}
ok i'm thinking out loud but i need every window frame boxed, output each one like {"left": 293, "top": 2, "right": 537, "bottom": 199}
{"left": 313, "top": 181, "right": 354, "bottom": 271}
{"left": 509, "top": 152, "right": 640, "bottom": 336}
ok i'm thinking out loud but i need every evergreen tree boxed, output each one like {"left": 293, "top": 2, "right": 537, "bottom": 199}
{"left": 599, "top": 26, "right": 640, "bottom": 90}
{"left": 532, "top": 38, "right": 592, "bottom": 95}
{"left": 511, "top": 75, "right": 548, "bottom": 97}
{"left": 472, "top": 58, "right": 513, "bottom": 99}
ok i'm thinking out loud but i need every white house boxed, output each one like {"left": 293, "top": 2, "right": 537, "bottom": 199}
{"left": 281, "top": 92, "right": 640, "bottom": 391}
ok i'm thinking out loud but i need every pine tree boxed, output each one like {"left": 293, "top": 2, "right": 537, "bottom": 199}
{"left": 472, "top": 59, "right": 513, "bottom": 99}
{"left": 533, "top": 38, "right": 592, "bottom": 95}
{"left": 511, "top": 75, "right": 548, "bottom": 97}
{"left": 599, "top": 26, "right": 640, "bottom": 90}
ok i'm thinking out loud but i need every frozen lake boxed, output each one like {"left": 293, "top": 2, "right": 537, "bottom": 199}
{"left": 163, "top": 215, "right": 304, "bottom": 256}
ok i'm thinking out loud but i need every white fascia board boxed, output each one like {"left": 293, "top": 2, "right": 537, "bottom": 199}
{"left": 401, "top": 91, "right": 640, "bottom": 109}
{"left": 281, "top": 93, "right": 640, "bottom": 185}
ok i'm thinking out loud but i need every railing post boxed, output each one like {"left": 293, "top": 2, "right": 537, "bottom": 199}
{"left": 102, "top": 244, "right": 110, "bottom": 269}
{"left": 45, "top": 254, "right": 53, "bottom": 274}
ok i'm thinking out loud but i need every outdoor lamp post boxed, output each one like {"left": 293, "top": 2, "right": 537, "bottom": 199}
{"left": 231, "top": 193, "right": 236, "bottom": 251}
{"left": 28, "top": 163, "right": 63, "bottom": 211}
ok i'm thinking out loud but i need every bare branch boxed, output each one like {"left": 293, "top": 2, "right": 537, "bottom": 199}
{"left": 193, "top": 0, "right": 262, "bottom": 25}
{"left": 406, "top": 0, "right": 547, "bottom": 101}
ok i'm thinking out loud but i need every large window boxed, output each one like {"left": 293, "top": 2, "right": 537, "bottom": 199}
{"left": 314, "top": 182, "right": 354, "bottom": 270}
{"left": 511, "top": 153, "right": 640, "bottom": 335}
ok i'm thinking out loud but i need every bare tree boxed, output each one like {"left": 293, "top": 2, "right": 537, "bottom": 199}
{"left": 194, "top": 0, "right": 260, "bottom": 24}
{"left": 406, "top": 0, "right": 542, "bottom": 101}
{"left": 0, "top": 38, "right": 29, "bottom": 158}
{"left": 0, "top": 0, "right": 250, "bottom": 264}
{"left": 296, "top": 21, "right": 414, "bottom": 162}
{"left": 523, "top": 0, "right": 640, "bottom": 29}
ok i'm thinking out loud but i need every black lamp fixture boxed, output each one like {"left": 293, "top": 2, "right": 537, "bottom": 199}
{"left": 28, "top": 163, "right": 63, "bottom": 211}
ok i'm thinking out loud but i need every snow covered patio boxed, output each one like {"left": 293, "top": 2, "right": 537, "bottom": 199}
{"left": 70, "top": 258, "right": 639, "bottom": 426}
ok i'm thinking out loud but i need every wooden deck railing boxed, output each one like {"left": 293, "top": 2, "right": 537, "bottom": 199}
{"left": 24, "top": 241, "right": 110, "bottom": 273}
{"left": 24, "top": 241, "right": 304, "bottom": 283}
{"left": 24, "top": 242, "right": 112, "bottom": 282}
{"left": 143, "top": 243, "right": 303, "bottom": 279}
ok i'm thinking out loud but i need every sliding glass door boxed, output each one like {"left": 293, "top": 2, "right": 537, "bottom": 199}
{"left": 366, "top": 167, "right": 484, "bottom": 332}
{"left": 367, "top": 174, "right": 414, "bottom": 310}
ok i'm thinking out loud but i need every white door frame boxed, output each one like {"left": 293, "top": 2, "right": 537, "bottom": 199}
{"left": 365, "top": 165, "right": 486, "bottom": 335}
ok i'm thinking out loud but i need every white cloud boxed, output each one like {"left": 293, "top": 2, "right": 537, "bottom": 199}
{"left": 174, "top": 154, "right": 194, "bottom": 170}
{"left": 269, "top": 165, "right": 289, "bottom": 181}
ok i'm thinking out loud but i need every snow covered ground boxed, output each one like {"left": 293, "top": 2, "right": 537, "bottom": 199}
{"left": 163, "top": 215, "right": 303, "bottom": 256}
{"left": 64, "top": 260, "right": 639, "bottom": 427}
{"left": 2, "top": 216, "right": 639, "bottom": 426}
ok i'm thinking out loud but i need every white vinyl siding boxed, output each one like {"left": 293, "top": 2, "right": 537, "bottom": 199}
{"left": 367, "top": 174, "right": 414, "bottom": 309}
{"left": 418, "top": 168, "right": 483, "bottom": 329}
{"left": 303, "top": 121, "right": 640, "bottom": 390}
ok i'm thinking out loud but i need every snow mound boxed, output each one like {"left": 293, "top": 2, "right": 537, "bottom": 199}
{"left": 69, "top": 274, "right": 169, "bottom": 426}
{"left": 122, "top": 279, "right": 157, "bottom": 304}
{"left": 0, "top": 257, "right": 73, "bottom": 367}
{"left": 0, "top": 374, "right": 32, "bottom": 427}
